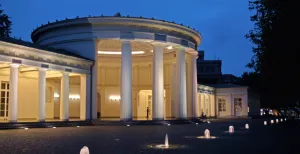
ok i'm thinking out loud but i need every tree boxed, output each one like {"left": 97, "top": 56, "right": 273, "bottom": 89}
{"left": 0, "top": 5, "right": 12, "bottom": 38}
{"left": 245, "top": 0, "right": 300, "bottom": 108}
{"left": 114, "top": 12, "right": 121, "bottom": 17}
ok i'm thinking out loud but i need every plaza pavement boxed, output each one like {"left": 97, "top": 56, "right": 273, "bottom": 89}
{"left": 0, "top": 118, "right": 298, "bottom": 154}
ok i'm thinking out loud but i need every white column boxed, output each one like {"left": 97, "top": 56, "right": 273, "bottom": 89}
{"left": 176, "top": 48, "right": 187, "bottom": 119}
{"left": 91, "top": 39, "right": 99, "bottom": 119}
{"left": 37, "top": 69, "right": 46, "bottom": 122}
{"left": 120, "top": 40, "right": 132, "bottom": 121}
{"left": 152, "top": 45, "right": 164, "bottom": 120}
{"left": 8, "top": 64, "right": 19, "bottom": 122}
{"left": 208, "top": 94, "right": 212, "bottom": 117}
{"left": 80, "top": 74, "right": 91, "bottom": 120}
{"left": 203, "top": 94, "right": 206, "bottom": 115}
{"left": 170, "top": 63, "right": 177, "bottom": 118}
{"left": 60, "top": 72, "right": 69, "bottom": 121}
{"left": 190, "top": 55, "right": 198, "bottom": 118}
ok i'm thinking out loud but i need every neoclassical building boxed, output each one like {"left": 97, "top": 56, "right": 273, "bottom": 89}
{"left": 0, "top": 16, "right": 249, "bottom": 123}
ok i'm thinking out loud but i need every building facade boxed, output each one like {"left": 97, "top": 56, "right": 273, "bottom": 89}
{"left": 197, "top": 51, "right": 222, "bottom": 84}
{"left": 0, "top": 16, "right": 248, "bottom": 123}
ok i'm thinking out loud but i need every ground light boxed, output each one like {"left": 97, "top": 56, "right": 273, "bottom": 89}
{"left": 77, "top": 126, "right": 80, "bottom": 127}
{"left": 245, "top": 124, "right": 249, "bottom": 129}
{"left": 271, "top": 120, "right": 274, "bottom": 124}
{"left": 228, "top": 126, "right": 234, "bottom": 133}
{"left": 80, "top": 146, "right": 89, "bottom": 154}
{"left": 276, "top": 119, "right": 279, "bottom": 123}
{"left": 264, "top": 121, "right": 267, "bottom": 125}
{"left": 207, "top": 121, "right": 211, "bottom": 124}
{"left": 146, "top": 134, "right": 186, "bottom": 149}
{"left": 197, "top": 129, "right": 217, "bottom": 139}
{"left": 280, "top": 119, "right": 283, "bottom": 122}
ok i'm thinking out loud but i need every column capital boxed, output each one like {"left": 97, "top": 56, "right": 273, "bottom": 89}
{"left": 38, "top": 68, "right": 47, "bottom": 71}
{"left": 61, "top": 71, "right": 69, "bottom": 75}
{"left": 10, "top": 63, "right": 20, "bottom": 68}
{"left": 120, "top": 39, "right": 132, "bottom": 43}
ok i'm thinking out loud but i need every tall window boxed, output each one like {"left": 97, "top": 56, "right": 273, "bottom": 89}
{"left": 0, "top": 82, "right": 9, "bottom": 118}
{"left": 234, "top": 98, "right": 243, "bottom": 112}
{"left": 218, "top": 98, "right": 226, "bottom": 112}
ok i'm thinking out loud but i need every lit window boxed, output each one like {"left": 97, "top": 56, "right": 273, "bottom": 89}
{"left": 218, "top": 99, "right": 226, "bottom": 112}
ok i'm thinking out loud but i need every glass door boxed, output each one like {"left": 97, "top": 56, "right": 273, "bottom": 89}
{"left": 147, "top": 95, "right": 152, "bottom": 119}
{"left": 0, "top": 82, "right": 9, "bottom": 120}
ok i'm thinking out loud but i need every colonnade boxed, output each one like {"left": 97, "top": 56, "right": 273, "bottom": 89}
{"left": 119, "top": 40, "right": 198, "bottom": 120}
{"left": 7, "top": 64, "right": 89, "bottom": 122}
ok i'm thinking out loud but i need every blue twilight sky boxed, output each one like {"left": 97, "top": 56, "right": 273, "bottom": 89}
{"left": 1, "top": 0, "right": 254, "bottom": 76}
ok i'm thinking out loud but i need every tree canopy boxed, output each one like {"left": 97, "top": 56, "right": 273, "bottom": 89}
{"left": 245, "top": 0, "right": 300, "bottom": 108}
{"left": 0, "top": 5, "right": 12, "bottom": 38}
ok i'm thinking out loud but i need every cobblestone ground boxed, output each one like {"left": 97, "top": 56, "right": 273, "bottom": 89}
{"left": 0, "top": 119, "right": 298, "bottom": 154}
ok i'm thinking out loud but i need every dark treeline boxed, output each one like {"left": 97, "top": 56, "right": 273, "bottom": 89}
{"left": 241, "top": 0, "right": 300, "bottom": 108}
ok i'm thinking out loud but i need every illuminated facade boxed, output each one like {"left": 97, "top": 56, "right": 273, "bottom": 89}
{"left": 0, "top": 16, "right": 248, "bottom": 123}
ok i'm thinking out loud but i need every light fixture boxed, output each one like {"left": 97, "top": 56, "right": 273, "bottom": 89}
{"left": 69, "top": 95, "right": 80, "bottom": 100}
{"left": 167, "top": 46, "right": 173, "bottom": 50}
{"left": 98, "top": 51, "right": 145, "bottom": 55}
{"left": 150, "top": 50, "right": 153, "bottom": 52}
{"left": 54, "top": 93, "right": 59, "bottom": 98}
{"left": 54, "top": 93, "right": 80, "bottom": 100}
{"left": 109, "top": 95, "right": 121, "bottom": 101}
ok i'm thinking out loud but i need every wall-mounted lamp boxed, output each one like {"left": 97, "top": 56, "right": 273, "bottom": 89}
{"left": 70, "top": 95, "right": 80, "bottom": 100}
{"left": 54, "top": 93, "right": 59, "bottom": 98}
{"left": 53, "top": 93, "right": 80, "bottom": 100}
{"left": 109, "top": 95, "right": 120, "bottom": 101}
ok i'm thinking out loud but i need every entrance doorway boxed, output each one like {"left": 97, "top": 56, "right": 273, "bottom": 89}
{"left": 0, "top": 82, "right": 9, "bottom": 121}
{"left": 137, "top": 90, "right": 152, "bottom": 120}
{"left": 234, "top": 98, "right": 242, "bottom": 116}
{"left": 137, "top": 90, "right": 166, "bottom": 120}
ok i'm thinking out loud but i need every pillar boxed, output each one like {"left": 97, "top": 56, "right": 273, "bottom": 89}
{"left": 170, "top": 63, "right": 177, "bottom": 118}
{"left": 152, "top": 45, "right": 164, "bottom": 120}
{"left": 37, "top": 69, "right": 46, "bottom": 122}
{"left": 203, "top": 94, "right": 206, "bottom": 115}
{"left": 92, "top": 40, "right": 99, "bottom": 119}
{"left": 208, "top": 94, "right": 212, "bottom": 117}
{"left": 80, "top": 74, "right": 91, "bottom": 120}
{"left": 176, "top": 48, "right": 187, "bottom": 119}
{"left": 120, "top": 40, "right": 132, "bottom": 121}
{"left": 8, "top": 64, "right": 19, "bottom": 122}
{"left": 60, "top": 72, "right": 69, "bottom": 121}
{"left": 189, "top": 55, "right": 198, "bottom": 118}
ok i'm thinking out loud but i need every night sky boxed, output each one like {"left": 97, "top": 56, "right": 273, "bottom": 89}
{"left": 2, "top": 0, "right": 253, "bottom": 76}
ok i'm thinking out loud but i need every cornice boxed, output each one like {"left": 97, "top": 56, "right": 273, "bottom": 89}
{"left": 31, "top": 16, "right": 202, "bottom": 46}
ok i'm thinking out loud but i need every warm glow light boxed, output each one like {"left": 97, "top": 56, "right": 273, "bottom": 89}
{"left": 54, "top": 93, "right": 59, "bottom": 98}
{"left": 98, "top": 51, "right": 145, "bottom": 55}
{"left": 69, "top": 95, "right": 80, "bottom": 100}
{"left": 109, "top": 95, "right": 121, "bottom": 100}
{"left": 167, "top": 46, "right": 173, "bottom": 50}
{"left": 54, "top": 93, "right": 80, "bottom": 100}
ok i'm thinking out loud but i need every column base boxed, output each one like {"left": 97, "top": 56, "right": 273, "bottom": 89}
{"left": 120, "top": 118, "right": 132, "bottom": 122}
{"left": 60, "top": 119, "right": 69, "bottom": 122}
{"left": 8, "top": 120, "right": 18, "bottom": 123}
{"left": 37, "top": 119, "right": 45, "bottom": 122}
{"left": 152, "top": 118, "right": 164, "bottom": 121}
